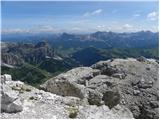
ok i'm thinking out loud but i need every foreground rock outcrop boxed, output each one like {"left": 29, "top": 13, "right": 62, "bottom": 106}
{"left": 1, "top": 58, "right": 158, "bottom": 119}
{"left": 1, "top": 73, "right": 133, "bottom": 119}
{"left": 91, "top": 58, "right": 159, "bottom": 119}
{"left": 41, "top": 58, "right": 159, "bottom": 119}
{"left": 1, "top": 74, "right": 23, "bottom": 113}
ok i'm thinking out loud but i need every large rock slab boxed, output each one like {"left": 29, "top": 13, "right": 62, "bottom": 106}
{"left": 1, "top": 75, "right": 23, "bottom": 113}
{"left": 41, "top": 58, "right": 159, "bottom": 119}
{"left": 41, "top": 79, "right": 86, "bottom": 98}
{"left": 91, "top": 58, "right": 159, "bottom": 118}
{"left": 40, "top": 67, "right": 101, "bottom": 101}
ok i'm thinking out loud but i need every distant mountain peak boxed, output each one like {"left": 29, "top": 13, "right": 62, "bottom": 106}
{"left": 35, "top": 40, "right": 49, "bottom": 48}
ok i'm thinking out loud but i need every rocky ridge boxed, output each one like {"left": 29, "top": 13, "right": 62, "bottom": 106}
{"left": 41, "top": 57, "right": 159, "bottom": 119}
{"left": 1, "top": 57, "right": 159, "bottom": 119}
{"left": 1, "top": 74, "right": 133, "bottom": 119}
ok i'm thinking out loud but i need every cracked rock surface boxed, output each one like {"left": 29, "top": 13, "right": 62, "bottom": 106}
{"left": 41, "top": 58, "right": 159, "bottom": 119}
{"left": 1, "top": 73, "right": 133, "bottom": 119}
{"left": 1, "top": 58, "right": 158, "bottom": 119}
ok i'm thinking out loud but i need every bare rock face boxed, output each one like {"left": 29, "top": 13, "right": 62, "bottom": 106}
{"left": 41, "top": 78, "right": 85, "bottom": 98}
{"left": 91, "top": 58, "right": 159, "bottom": 119}
{"left": 1, "top": 41, "right": 55, "bottom": 66}
{"left": 1, "top": 74, "right": 133, "bottom": 119}
{"left": 86, "top": 88, "right": 103, "bottom": 106}
{"left": 1, "top": 75, "right": 23, "bottom": 113}
{"left": 1, "top": 53, "right": 24, "bottom": 66}
{"left": 0, "top": 79, "right": 68, "bottom": 118}
{"left": 40, "top": 67, "right": 101, "bottom": 101}
{"left": 41, "top": 58, "right": 159, "bottom": 119}
{"left": 1, "top": 58, "right": 158, "bottom": 119}
{"left": 1, "top": 74, "right": 12, "bottom": 84}
{"left": 77, "top": 104, "right": 133, "bottom": 119}
{"left": 41, "top": 67, "right": 122, "bottom": 108}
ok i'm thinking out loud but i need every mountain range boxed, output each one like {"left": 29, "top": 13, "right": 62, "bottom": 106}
{"left": 2, "top": 31, "right": 159, "bottom": 48}
{"left": 1, "top": 31, "right": 159, "bottom": 86}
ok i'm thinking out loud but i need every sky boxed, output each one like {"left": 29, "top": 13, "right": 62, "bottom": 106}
{"left": 1, "top": 1, "right": 159, "bottom": 34}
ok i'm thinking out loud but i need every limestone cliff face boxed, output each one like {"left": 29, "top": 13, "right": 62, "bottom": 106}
{"left": 24, "top": 41, "right": 55, "bottom": 64}
{"left": 2, "top": 53, "right": 24, "bottom": 66}
{"left": 1, "top": 41, "right": 55, "bottom": 66}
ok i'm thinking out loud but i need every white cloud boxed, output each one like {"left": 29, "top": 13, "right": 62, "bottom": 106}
{"left": 72, "top": 27, "right": 81, "bottom": 31}
{"left": 121, "top": 24, "right": 137, "bottom": 32}
{"left": 36, "top": 25, "right": 54, "bottom": 31}
{"left": 147, "top": 11, "right": 157, "bottom": 17}
{"left": 123, "top": 24, "right": 133, "bottom": 29}
{"left": 2, "top": 25, "right": 61, "bottom": 34}
{"left": 28, "top": 25, "right": 60, "bottom": 33}
{"left": 97, "top": 25, "right": 105, "bottom": 28}
{"left": 83, "top": 9, "right": 103, "bottom": 17}
{"left": 96, "top": 25, "right": 107, "bottom": 31}
{"left": 151, "top": 25, "right": 159, "bottom": 32}
{"left": 2, "top": 28, "right": 30, "bottom": 34}
{"left": 91, "top": 9, "right": 103, "bottom": 15}
{"left": 133, "top": 14, "right": 140, "bottom": 17}
{"left": 147, "top": 11, "right": 158, "bottom": 21}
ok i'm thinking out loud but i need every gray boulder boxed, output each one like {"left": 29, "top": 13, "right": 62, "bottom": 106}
{"left": 136, "top": 56, "right": 147, "bottom": 62}
{"left": 40, "top": 67, "right": 101, "bottom": 103}
{"left": 2, "top": 99, "right": 23, "bottom": 113}
{"left": 40, "top": 78, "right": 86, "bottom": 99}
{"left": 86, "top": 88, "right": 103, "bottom": 106}
{"left": 1, "top": 81, "right": 23, "bottom": 113}
{"left": 1, "top": 74, "right": 12, "bottom": 84}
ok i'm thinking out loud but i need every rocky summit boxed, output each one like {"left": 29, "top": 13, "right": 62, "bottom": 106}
{"left": 1, "top": 58, "right": 159, "bottom": 119}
